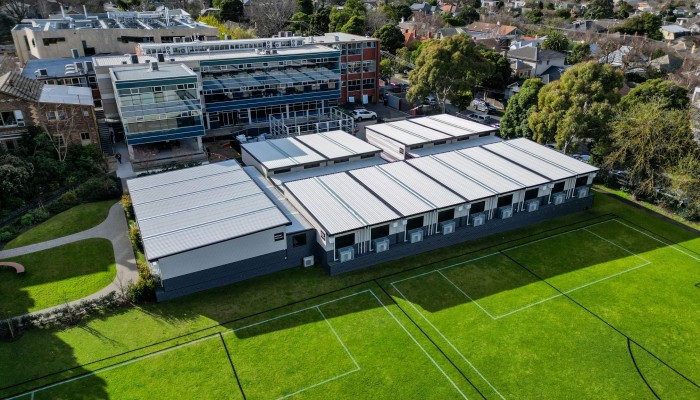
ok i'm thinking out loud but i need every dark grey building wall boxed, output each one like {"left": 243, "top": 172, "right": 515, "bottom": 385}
{"left": 324, "top": 195, "right": 594, "bottom": 276}
{"left": 156, "top": 229, "right": 315, "bottom": 301}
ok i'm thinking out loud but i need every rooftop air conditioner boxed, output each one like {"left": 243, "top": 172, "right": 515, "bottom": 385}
{"left": 440, "top": 220, "right": 456, "bottom": 235}
{"left": 576, "top": 186, "right": 590, "bottom": 198}
{"left": 499, "top": 205, "right": 513, "bottom": 219}
{"left": 303, "top": 255, "right": 314, "bottom": 268}
{"left": 338, "top": 246, "right": 355, "bottom": 263}
{"left": 470, "top": 212, "right": 486, "bottom": 227}
{"left": 526, "top": 199, "right": 540, "bottom": 212}
{"left": 373, "top": 237, "right": 390, "bottom": 253}
{"left": 409, "top": 228, "right": 423, "bottom": 243}
{"left": 552, "top": 192, "right": 566, "bottom": 205}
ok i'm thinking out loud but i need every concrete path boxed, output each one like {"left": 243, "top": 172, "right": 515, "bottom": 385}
{"left": 0, "top": 202, "right": 138, "bottom": 317}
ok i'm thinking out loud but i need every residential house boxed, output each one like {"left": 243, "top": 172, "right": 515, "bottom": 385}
{"left": 440, "top": 4, "right": 460, "bottom": 15}
{"left": 0, "top": 71, "right": 99, "bottom": 152}
{"left": 466, "top": 22, "right": 522, "bottom": 38}
{"left": 649, "top": 53, "right": 684, "bottom": 73}
{"left": 506, "top": 47, "right": 566, "bottom": 78}
{"left": 660, "top": 24, "right": 692, "bottom": 40}
{"left": 636, "top": 2, "right": 654, "bottom": 12}
{"left": 410, "top": 2, "right": 436, "bottom": 14}
{"left": 439, "top": 27, "right": 469, "bottom": 39}
{"left": 598, "top": 46, "right": 648, "bottom": 69}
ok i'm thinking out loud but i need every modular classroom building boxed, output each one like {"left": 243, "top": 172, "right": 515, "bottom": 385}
{"left": 128, "top": 117, "right": 598, "bottom": 299}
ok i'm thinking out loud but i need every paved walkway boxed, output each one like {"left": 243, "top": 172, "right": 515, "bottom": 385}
{"left": 0, "top": 202, "right": 138, "bottom": 317}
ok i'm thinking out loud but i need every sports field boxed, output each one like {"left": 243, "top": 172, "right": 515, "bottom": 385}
{"left": 2, "top": 198, "right": 700, "bottom": 399}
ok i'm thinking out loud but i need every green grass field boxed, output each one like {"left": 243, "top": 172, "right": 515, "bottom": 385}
{"left": 0, "top": 239, "right": 116, "bottom": 315}
{"left": 4, "top": 200, "right": 116, "bottom": 250}
{"left": 1, "top": 193, "right": 700, "bottom": 399}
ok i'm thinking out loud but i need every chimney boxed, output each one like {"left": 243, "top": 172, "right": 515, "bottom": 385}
{"left": 157, "top": 53, "right": 165, "bottom": 62}
{"left": 83, "top": 5, "right": 88, "bottom": 18}
{"left": 401, "top": 17, "right": 405, "bottom": 23}
{"left": 130, "top": 54, "right": 139, "bottom": 64}
{"left": 60, "top": 4, "right": 66, "bottom": 19}
{"left": 150, "top": 62, "right": 159, "bottom": 71}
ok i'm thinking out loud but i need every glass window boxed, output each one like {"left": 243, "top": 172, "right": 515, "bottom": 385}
{"left": 80, "top": 132, "right": 90, "bottom": 140}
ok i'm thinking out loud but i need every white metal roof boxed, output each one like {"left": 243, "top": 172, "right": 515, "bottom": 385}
{"left": 284, "top": 173, "right": 400, "bottom": 235}
{"left": 38, "top": 85, "right": 93, "bottom": 106}
{"left": 348, "top": 162, "right": 465, "bottom": 216}
{"left": 505, "top": 138, "right": 599, "bottom": 175}
{"left": 407, "top": 135, "right": 502, "bottom": 157}
{"left": 366, "top": 121, "right": 450, "bottom": 146}
{"left": 294, "top": 130, "right": 381, "bottom": 160}
{"left": 458, "top": 146, "right": 549, "bottom": 188}
{"left": 241, "top": 138, "right": 325, "bottom": 171}
{"left": 431, "top": 151, "right": 525, "bottom": 194}
{"left": 411, "top": 114, "right": 496, "bottom": 136}
{"left": 407, "top": 156, "right": 497, "bottom": 201}
{"left": 271, "top": 156, "right": 386, "bottom": 186}
{"left": 128, "top": 160, "right": 289, "bottom": 260}
{"left": 112, "top": 63, "right": 195, "bottom": 81}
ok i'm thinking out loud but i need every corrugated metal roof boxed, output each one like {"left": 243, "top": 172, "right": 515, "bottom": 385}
{"left": 348, "top": 162, "right": 465, "bottom": 216}
{"left": 458, "top": 146, "right": 549, "bottom": 188}
{"left": 241, "top": 138, "right": 325, "bottom": 171}
{"left": 294, "top": 130, "right": 381, "bottom": 160}
{"left": 284, "top": 173, "right": 400, "bottom": 235}
{"left": 416, "top": 114, "right": 496, "bottom": 136}
{"left": 366, "top": 121, "right": 450, "bottom": 146}
{"left": 39, "top": 85, "right": 93, "bottom": 106}
{"left": 432, "top": 151, "right": 524, "bottom": 194}
{"left": 505, "top": 138, "right": 599, "bottom": 175}
{"left": 407, "top": 135, "right": 502, "bottom": 157}
{"left": 407, "top": 156, "right": 496, "bottom": 201}
{"left": 271, "top": 156, "right": 386, "bottom": 186}
{"left": 128, "top": 159, "right": 289, "bottom": 260}
{"left": 0, "top": 71, "right": 42, "bottom": 101}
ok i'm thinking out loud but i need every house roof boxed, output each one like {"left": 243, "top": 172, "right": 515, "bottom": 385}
{"left": 539, "top": 65, "right": 568, "bottom": 82}
{"left": 22, "top": 56, "right": 97, "bottom": 79}
{"left": 661, "top": 24, "right": 691, "bottom": 33}
{"left": 39, "top": 85, "right": 93, "bottom": 106}
{"left": 466, "top": 22, "right": 519, "bottom": 36}
{"left": 0, "top": 71, "right": 42, "bottom": 102}
{"left": 508, "top": 47, "right": 565, "bottom": 62}
{"left": 511, "top": 59, "right": 533, "bottom": 70}
{"left": 128, "top": 159, "right": 290, "bottom": 260}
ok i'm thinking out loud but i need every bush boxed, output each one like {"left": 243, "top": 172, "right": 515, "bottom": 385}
{"left": 19, "top": 213, "right": 34, "bottom": 227}
{"left": 128, "top": 222, "right": 143, "bottom": 253}
{"left": 47, "top": 190, "right": 79, "bottom": 214}
{"left": 27, "top": 208, "right": 50, "bottom": 224}
{"left": 0, "top": 230, "right": 16, "bottom": 243}
{"left": 75, "top": 175, "right": 121, "bottom": 202}
{"left": 122, "top": 194, "right": 134, "bottom": 220}
{"left": 129, "top": 262, "right": 157, "bottom": 303}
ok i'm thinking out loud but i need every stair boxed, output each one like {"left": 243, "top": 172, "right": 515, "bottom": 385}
{"left": 94, "top": 109, "right": 114, "bottom": 155}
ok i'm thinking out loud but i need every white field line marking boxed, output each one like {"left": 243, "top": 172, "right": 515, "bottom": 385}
{"left": 611, "top": 219, "right": 700, "bottom": 263}
{"left": 500, "top": 218, "right": 616, "bottom": 252}
{"left": 390, "top": 284, "right": 506, "bottom": 400}
{"left": 366, "top": 290, "right": 470, "bottom": 400}
{"left": 582, "top": 228, "right": 650, "bottom": 263}
{"left": 8, "top": 290, "right": 374, "bottom": 400}
{"left": 438, "top": 271, "right": 496, "bottom": 320}
{"left": 274, "top": 306, "right": 362, "bottom": 400}
{"left": 392, "top": 252, "right": 501, "bottom": 285}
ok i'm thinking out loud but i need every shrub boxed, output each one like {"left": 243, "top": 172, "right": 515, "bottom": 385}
{"left": 128, "top": 222, "right": 143, "bottom": 253}
{"left": 27, "top": 208, "right": 50, "bottom": 224}
{"left": 122, "top": 194, "right": 134, "bottom": 220}
{"left": 75, "top": 175, "right": 121, "bottom": 202}
{"left": 129, "top": 262, "right": 157, "bottom": 303}
{"left": 0, "top": 230, "right": 16, "bottom": 243}
{"left": 19, "top": 213, "right": 34, "bottom": 227}
{"left": 58, "top": 190, "right": 79, "bottom": 207}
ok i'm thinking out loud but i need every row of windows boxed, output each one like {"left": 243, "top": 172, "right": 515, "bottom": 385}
{"left": 125, "top": 115, "right": 202, "bottom": 134}
{"left": 0, "top": 110, "right": 24, "bottom": 127}
{"left": 344, "top": 78, "right": 375, "bottom": 91}
{"left": 119, "top": 36, "right": 154, "bottom": 44}
{"left": 201, "top": 58, "right": 335, "bottom": 73}
{"left": 118, "top": 89, "right": 198, "bottom": 107}
{"left": 210, "top": 100, "right": 326, "bottom": 126}
{"left": 344, "top": 60, "right": 375, "bottom": 74}
{"left": 124, "top": 110, "right": 201, "bottom": 124}
{"left": 117, "top": 83, "right": 196, "bottom": 96}
{"left": 47, "top": 109, "right": 91, "bottom": 121}
{"left": 143, "top": 39, "right": 305, "bottom": 55}
{"left": 42, "top": 37, "right": 65, "bottom": 46}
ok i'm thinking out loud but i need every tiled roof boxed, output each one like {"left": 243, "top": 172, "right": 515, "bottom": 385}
{"left": 0, "top": 71, "right": 42, "bottom": 102}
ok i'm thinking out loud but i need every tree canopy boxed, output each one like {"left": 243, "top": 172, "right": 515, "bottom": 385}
{"left": 542, "top": 31, "right": 569, "bottom": 52}
{"left": 382, "top": 4, "right": 413, "bottom": 23}
{"left": 479, "top": 47, "right": 511, "bottom": 90}
{"left": 566, "top": 42, "right": 590, "bottom": 64}
{"left": 604, "top": 100, "right": 697, "bottom": 197}
{"left": 407, "top": 36, "right": 489, "bottom": 112}
{"left": 585, "top": 0, "right": 614, "bottom": 18}
{"left": 528, "top": 61, "right": 623, "bottom": 151}
{"left": 329, "top": 0, "right": 366, "bottom": 32}
{"left": 218, "top": 0, "right": 245, "bottom": 23}
{"left": 500, "top": 79, "right": 545, "bottom": 139}
{"left": 297, "top": 0, "right": 314, "bottom": 15}
{"left": 373, "top": 24, "right": 405, "bottom": 54}
{"left": 620, "top": 78, "right": 689, "bottom": 110}
{"left": 613, "top": 13, "right": 662, "bottom": 41}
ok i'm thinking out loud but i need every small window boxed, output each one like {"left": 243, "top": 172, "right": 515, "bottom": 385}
{"left": 553, "top": 181, "right": 566, "bottom": 193}
{"left": 371, "top": 225, "right": 390, "bottom": 240}
{"left": 433, "top": 140, "right": 447, "bottom": 146}
{"left": 497, "top": 194, "right": 513, "bottom": 208}
{"left": 291, "top": 233, "right": 307, "bottom": 247}
{"left": 457, "top": 137, "right": 470, "bottom": 141}
{"left": 80, "top": 132, "right": 90, "bottom": 140}
{"left": 82, "top": 109, "right": 90, "bottom": 117}
{"left": 274, "top": 232, "right": 284, "bottom": 241}
{"left": 334, "top": 158, "right": 349, "bottom": 164}
{"left": 335, "top": 233, "right": 355, "bottom": 249}
{"left": 471, "top": 201, "right": 486, "bottom": 213}
{"left": 437, "top": 209, "right": 454, "bottom": 223}
{"left": 303, "top": 163, "right": 320, "bottom": 169}
{"left": 524, "top": 188, "right": 539, "bottom": 201}
{"left": 360, "top": 154, "right": 375, "bottom": 159}
{"left": 575, "top": 176, "right": 589, "bottom": 187}
{"left": 479, "top": 132, "right": 491, "bottom": 137}
{"left": 406, "top": 216, "right": 424, "bottom": 231}
{"left": 409, "top": 145, "right": 424, "bottom": 150}
{"left": 47, "top": 111, "right": 56, "bottom": 120}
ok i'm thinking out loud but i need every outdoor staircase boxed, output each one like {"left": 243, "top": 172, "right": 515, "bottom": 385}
{"left": 95, "top": 109, "right": 114, "bottom": 155}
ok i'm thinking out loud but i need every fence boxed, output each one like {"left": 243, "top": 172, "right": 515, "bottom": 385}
{"left": 0, "top": 187, "right": 70, "bottom": 229}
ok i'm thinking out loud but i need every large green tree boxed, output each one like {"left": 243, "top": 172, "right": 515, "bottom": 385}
{"left": 297, "top": 0, "right": 314, "bottom": 15}
{"left": 566, "top": 42, "right": 590, "bottom": 64}
{"left": 613, "top": 13, "right": 663, "bottom": 40}
{"left": 407, "top": 36, "right": 489, "bottom": 112}
{"left": 528, "top": 61, "right": 623, "bottom": 152}
{"left": 479, "top": 47, "right": 511, "bottom": 90}
{"left": 373, "top": 24, "right": 405, "bottom": 54}
{"left": 218, "top": 0, "right": 245, "bottom": 23}
{"left": 0, "top": 154, "right": 33, "bottom": 211}
{"left": 620, "top": 78, "right": 689, "bottom": 110}
{"left": 382, "top": 4, "right": 413, "bottom": 23}
{"left": 585, "top": 0, "right": 614, "bottom": 18}
{"left": 542, "top": 31, "right": 569, "bottom": 52}
{"left": 500, "top": 79, "right": 545, "bottom": 139}
{"left": 329, "top": 0, "right": 366, "bottom": 32}
{"left": 604, "top": 100, "right": 698, "bottom": 197}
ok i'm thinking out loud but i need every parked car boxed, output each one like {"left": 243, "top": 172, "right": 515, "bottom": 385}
{"left": 475, "top": 102, "right": 498, "bottom": 114}
{"left": 351, "top": 109, "right": 378, "bottom": 121}
{"left": 466, "top": 112, "right": 490, "bottom": 124}
{"left": 425, "top": 95, "right": 437, "bottom": 105}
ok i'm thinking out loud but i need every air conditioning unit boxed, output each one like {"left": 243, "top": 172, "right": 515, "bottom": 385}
{"left": 552, "top": 192, "right": 566, "bottom": 205}
{"left": 576, "top": 186, "right": 590, "bottom": 198}
{"left": 17, "top": 121, "right": 25, "bottom": 127}
{"left": 373, "top": 237, "right": 390, "bottom": 253}
{"left": 499, "top": 205, "right": 513, "bottom": 219}
{"left": 409, "top": 228, "right": 423, "bottom": 243}
{"left": 338, "top": 246, "right": 355, "bottom": 263}
{"left": 303, "top": 255, "right": 314, "bottom": 268}
{"left": 526, "top": 199, "right": 540, "bottom": 212}
{"left": 440, "top": 220, "right": 456, "bottom": 235}
{"left": 470, "top": 212, "right": 486, "bottom": 227}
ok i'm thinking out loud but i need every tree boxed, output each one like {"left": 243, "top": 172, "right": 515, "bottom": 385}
{"left": 219, "top": 0, "right": 245, "bottom": 22}
{"left": 613, "top": 13, "right": 663, "bottom": 41}
{"left": 247, "top": 0, "right": 296, "bottom": 37}
{"left": 340, "top": 15, "right": 365, "bottom": 34}
{"left": 198, "top": 15, "right": 257, "bottom": 39}
{"left": 525, "top": 8, "right": 543, "bottom": 23}
{"left": 0, "top": 154, "right": 33, "bottom": 211}
{"left": 542, "top": 31, "right": 569, "bottom": 52}
{"left": 615, "top": 0, "right": 634, "bottom": 19}
{"left": 444, "top": 7, "right": 479, "bottom": 26}
{"left": 479, "top": 47, "right": 511, "bottom": 90}
{"left": 620, "top": 79, "right": 689, "bottom": 111}
{"left": 364, "top": 9, "right": 388, "bottom": 36}
{"left": 407, "top": 36, "right": 490, "bottom": 112}
{"left": 500, "top": 79, "right": 545, "bottom": 139}
{"left": 380, "top": 58, "right": 395, "bottom": 78}
{"left": 309, "top": 7, "right": 331, "bottom": 33}
{"left": 115, "top": 0, "right": 141, "bottom": 11}
{"left": 585, "top": 0, "right": 614, "bottom": 18}
{"left": 383, "top": 4, "right": 413, "bottom": 23}
{"left": 373, "top": 24, "right": 405, "bottom": 54}
{"left": 329, "top": 0, "right": 366, "bottom": 32}
{"left": 528, "top": 61, "right": 623, "bottom": 152}
{"left": 464, "top": 0, "right": 482, "bottom": 8}
{"left": 555, "top": 9, "right": 571, "bottom": 19}
{"left": 566, "top": 42, "right": 590, "bottom": 64}
{"left": 4, "top": 0, "right": 34, "bottom": 22}
{"left": 604, "top": 100, "right": 697, "bottom": 197}
{"left": 297, "top": 0, "right": 314, "bottom": 15}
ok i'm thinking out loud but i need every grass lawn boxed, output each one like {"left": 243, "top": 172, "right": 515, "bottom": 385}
{"left": 0, "top": 238, "right": 116, "bottom": 315}
{"left": 4, "top": 200, "right": 117, "bottom": 250}
{"left": 1, "top": 193, "right": 700, "bottom": 399}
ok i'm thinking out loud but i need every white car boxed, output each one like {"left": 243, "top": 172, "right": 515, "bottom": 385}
{"left": 351, "top": 109, "right": 377, "bottom": 121}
